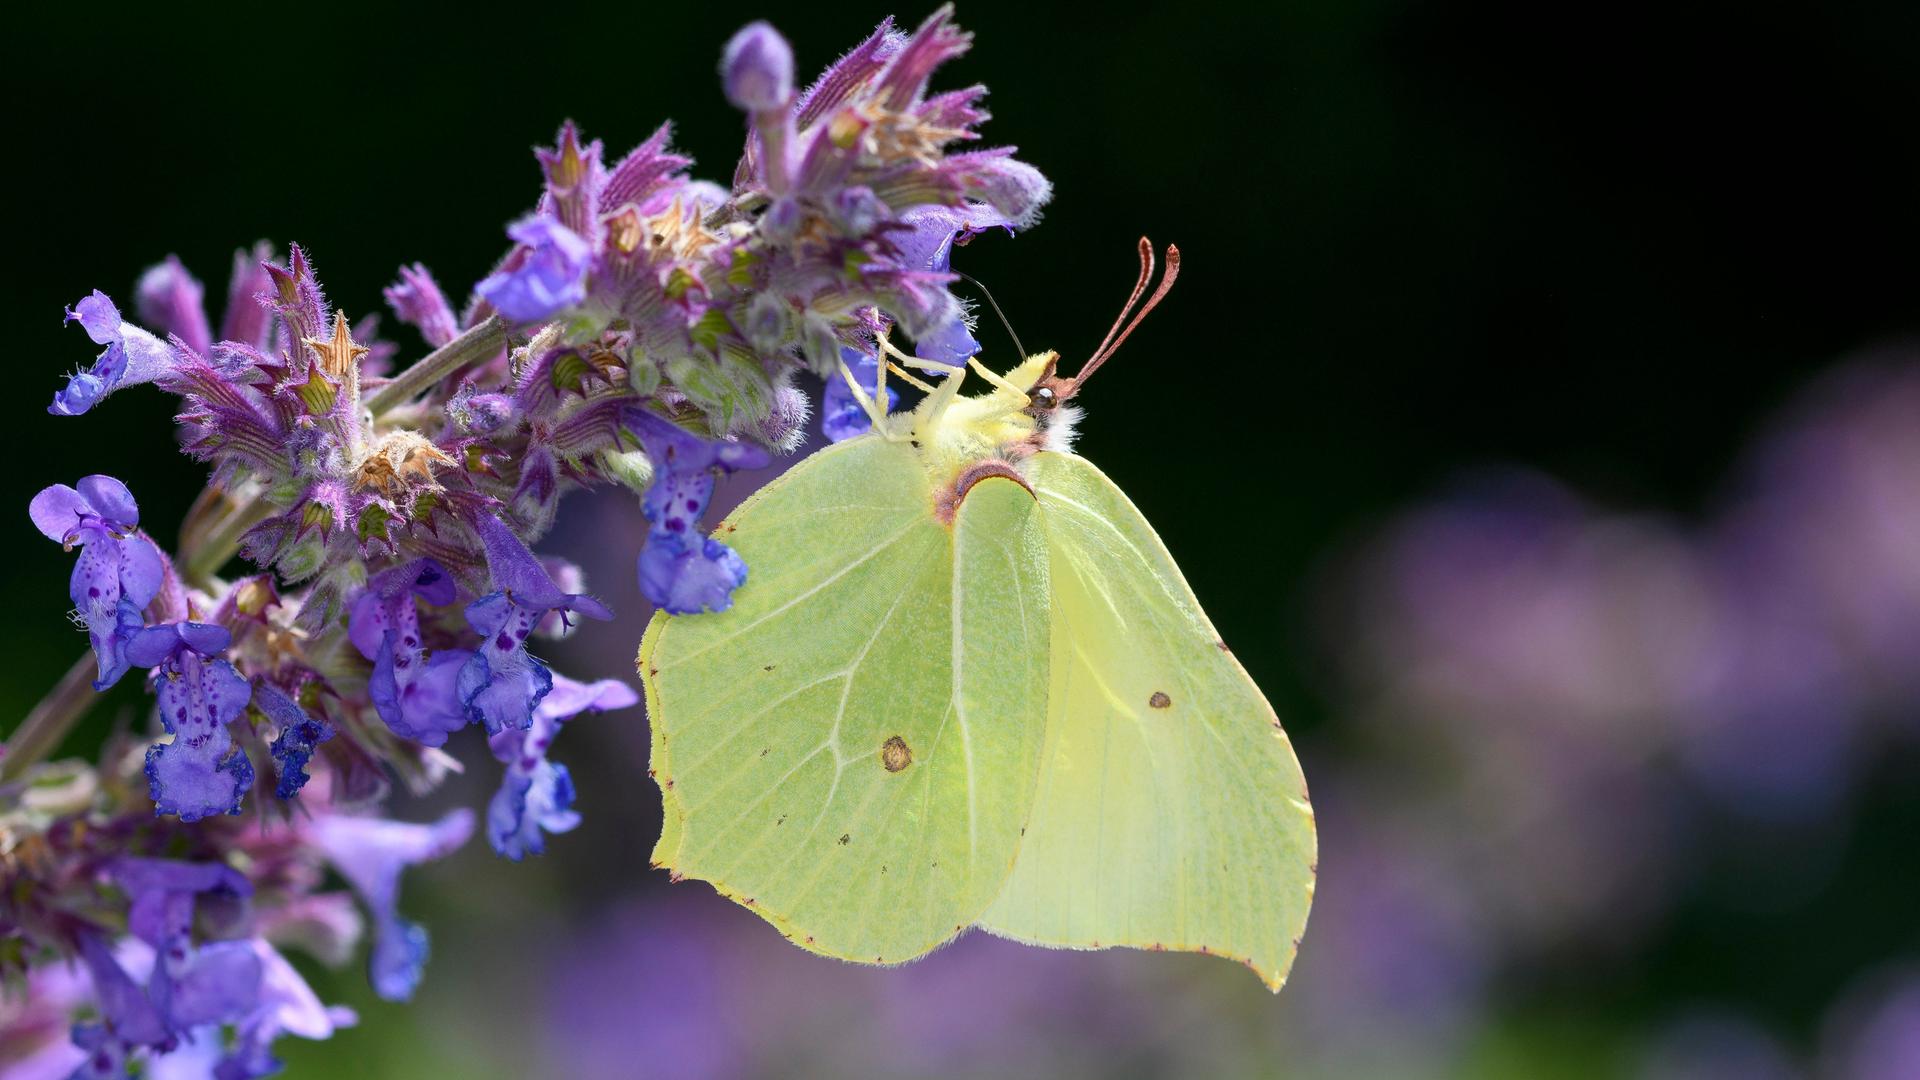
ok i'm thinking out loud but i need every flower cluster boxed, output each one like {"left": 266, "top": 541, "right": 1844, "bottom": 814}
{"left": 3, "top": 8, "right": 1048, "bottom": 1077}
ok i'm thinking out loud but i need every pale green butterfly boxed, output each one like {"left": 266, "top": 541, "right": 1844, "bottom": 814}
{"left": 640, "top": 241, "right": 1316, "bottom": 990}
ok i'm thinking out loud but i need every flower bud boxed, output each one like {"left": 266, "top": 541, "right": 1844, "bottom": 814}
{"left": 722, "top": 22, "right": 794, "bottom": 112}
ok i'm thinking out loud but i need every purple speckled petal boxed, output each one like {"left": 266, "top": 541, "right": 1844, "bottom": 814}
{"left": 457, "top": 592, "right": 555, "bottom": 734}
{"left": 118, "top": 534, "right": 165, "bottom": 609}
{"left": 487, "top": 760, "right": 580, "bottom": 860}
{"left": 638, "top": 531, "right": 750, "bottom": 615}
{"left": 144, "top": 655, "right": 254, "bottom": 821}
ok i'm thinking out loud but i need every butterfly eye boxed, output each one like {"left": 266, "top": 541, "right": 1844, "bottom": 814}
{"left": 1030, "top": 386, "right": 1056, "bottom": 409}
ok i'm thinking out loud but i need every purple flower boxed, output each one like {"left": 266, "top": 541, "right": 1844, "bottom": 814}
{"left": 458, "top": 516, "right": 613, "bottom": 734}
{"left": 127, "top": 623, "right": 255, "bottom": 822}
{"left": 822, "top": 346, "right": 896, "bottom": 443}
{"left": 216, "top": 941, "right": 358, "bottom": 1080}
{"left": 723, "top": 21, "right": 795, "bottom": 112}
{"left": 74, "top": 933, "right": 168, "bottom": 1051}
{"left": 637, "top": 533, "right": 752, "bottom": 617}
{"left": 255, "top": 686, "right": 334, "bottom": 800}
{"left": 30, "top": 476, "right": 165, "bottom": 691}
{"left": 105, "top": 858, "right": 261, "bottom": 1050}
{"left": 625, "top": 408, "right": 769, "bottom": 614}
{"left": 304, "top": 809, "right": 474, "bottom": 1002}
{"left": 382, "top": 263, "right": 460, "bottom": 347}
{"left": 894, "top": 205, "right": 1014, "bottom": 367}
{"left": 54, "top": 291, "right": 177, "bottom": 416}
{"left": 348, "top": 559, "right": 473, "bottom": 747}
{"left": 135, "top": 256, "right": 212, "bottom": 359}
{"left": 475, "top": 216, "right": 592, "bottom": 323}
{"left": 486, "top": 671, "right": 638, "bottom": 859}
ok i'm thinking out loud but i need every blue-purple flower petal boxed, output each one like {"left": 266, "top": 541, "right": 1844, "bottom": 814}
{"left": 257, "top": 686, "right": 334, "bottom": 799}
{"left": 304, "top": 809, "right": 473, "bottom": 1003}
{"left": 475, "top": 216, "right": 592, "bottom": 323}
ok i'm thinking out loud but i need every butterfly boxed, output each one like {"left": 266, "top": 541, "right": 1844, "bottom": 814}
{"left": 640, "top": 240, "right": 1316, "bottom": 990}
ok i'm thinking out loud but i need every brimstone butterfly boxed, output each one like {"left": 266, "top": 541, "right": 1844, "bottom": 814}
{"left": 640, "top": 242, "right": 1316, "bottom": 990}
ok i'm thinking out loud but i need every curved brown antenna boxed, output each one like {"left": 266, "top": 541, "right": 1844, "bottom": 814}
{"left": 1071, "top": 237, "right": 1181, "bottom": 392}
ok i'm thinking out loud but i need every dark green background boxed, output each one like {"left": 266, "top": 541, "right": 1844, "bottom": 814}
{"left": 7, "top": 2, "right": 1919, "bottom": 1076}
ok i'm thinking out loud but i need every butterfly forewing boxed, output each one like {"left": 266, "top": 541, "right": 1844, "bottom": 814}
{"left": 978, "top": 452, "right": 1317, "bottom": 990}
{"left": 643, "top": 438, "right": 1051, "bottom": 963}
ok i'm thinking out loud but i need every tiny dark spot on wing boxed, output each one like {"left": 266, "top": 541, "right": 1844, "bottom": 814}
{"left": 760, "top": 747, "right": 769, "bottom": 758}
{"left": 776, "top": 814, "right": 787, "bottom": 826}
{"left": 1215, "top": 640, "right": 1230, "bottom": 652}
{"left": 763, "top": 663, "right": 775, "bottom": 672}
{"left": 1149, "top": 691, "right": 1171, "bottom": 709}
{"left": 743, "top": 897, "right": 756, "bottom": 907}
{"left": 838, "top": 833, "right": 851, "bottom": 845}
{"left": 880, "top": 735, "right": 913, "bottom": 772}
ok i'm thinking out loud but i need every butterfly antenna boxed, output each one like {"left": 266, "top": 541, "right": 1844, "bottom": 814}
{"left": 1072, "top": 237, "right": 1181, "bottom": 391}
{"left": 954, "top": 271, "right": 1027, "bottom": 360}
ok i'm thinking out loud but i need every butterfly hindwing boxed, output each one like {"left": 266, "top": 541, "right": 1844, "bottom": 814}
{"left": 978, "top": 452, "right": 1318, "bottom": 990}
{"left": 644, "top": 438, "right": 1051, "bottom": 963}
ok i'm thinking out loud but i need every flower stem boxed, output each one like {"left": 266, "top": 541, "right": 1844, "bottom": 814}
{"left": 365, "top": 316, "right": 507, "bottom": 418}
{"left": 183, "top": 496, "right": 277, "bottom": 588}
{"left": 1, "top": 654, "right": 99, "bottom": 781}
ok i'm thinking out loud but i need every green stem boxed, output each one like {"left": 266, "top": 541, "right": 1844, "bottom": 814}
{"left": 365, "top": 316, "right": 508, "bottom": 417}
{"left": 183, "top": 497, "right": 277, "bottom": 588}
{"left": 2, "top": 653, "right": 99, "bottom": 781}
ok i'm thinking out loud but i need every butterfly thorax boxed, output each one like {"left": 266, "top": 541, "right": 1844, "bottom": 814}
{"left": 871, "top": 351, "right": 1086, "bottom": 523}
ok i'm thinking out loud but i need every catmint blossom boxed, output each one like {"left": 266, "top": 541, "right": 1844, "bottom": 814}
{"left": 305, "top": 810, "right": 474, "bottom": 1002}
{"left": 129, "top": 623, "right": 255, "bottom": 822}
{"left": 257, "top": 685, "right": 335, "bottom": 799}
{"left": 349, "top": 559, "right": 473, "bottom": 747}
{"left": 487, "top": 672, "right": 639, "bottom": 859}
{"left": 476, "top": 216, "right": 594, "bottom": 322}
{"left": 30, "top": 475, "right": 165, "bottom": 690}
{"left": 459, "top": 515, "right": 614, "bottom": 734}
{"left": 53, "top": 291, "right": 178, "bottom": 416}
{"left": 627, "top": 408, "right": 769, "bottom": 614}
{"left": 11, "top": 11, "right": 1054, "bottom": 1066}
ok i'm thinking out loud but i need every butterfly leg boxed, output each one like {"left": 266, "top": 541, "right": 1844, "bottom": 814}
{"left": 962, "top": 357, "right": 1032, "bottom": 407}
{"left": 835, "top": 352, "right": 905, "bottom": 442}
